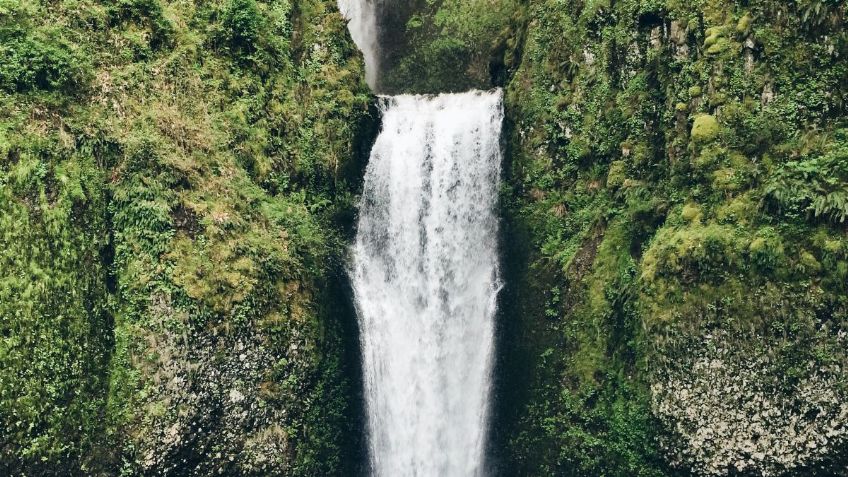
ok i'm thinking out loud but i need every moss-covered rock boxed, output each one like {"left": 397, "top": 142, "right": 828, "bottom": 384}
{"left": 691, "top": 114, "right": 720, "bottom": 143}
{"left": 736, "top": 13, "right": 753, "bottom": 34}
{"left": 681, "top": 203, "right": 702, "bottom": 223}
{"left": 0, "top": 0, "right": 372, "bottom": 475}
{"left": 4, "top": 0, "right": 848, "bottom": 476}
{"left": 391, "top": 0, "right": 848, "bottom": 475}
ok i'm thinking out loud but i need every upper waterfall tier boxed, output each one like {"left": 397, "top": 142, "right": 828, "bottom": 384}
{"left": 338, "top": 0, "right": 380, "bottom": 89}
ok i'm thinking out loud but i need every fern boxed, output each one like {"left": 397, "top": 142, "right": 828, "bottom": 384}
{"left": 765, "top": 131, "right": 848, "bottom": 223}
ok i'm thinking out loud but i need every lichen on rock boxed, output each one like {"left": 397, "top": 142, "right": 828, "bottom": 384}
{"left": 652, "top": 329, "right": 848, "bottom": 476}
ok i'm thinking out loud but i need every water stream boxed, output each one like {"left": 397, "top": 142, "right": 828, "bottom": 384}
{"left": 341, "top": 3, "right": 504, "bottom": 476}
{"left": 337, "top": 0, "right": 380, "bottom": 89}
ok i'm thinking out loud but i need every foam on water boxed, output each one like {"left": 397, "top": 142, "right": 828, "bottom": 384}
{"left": 352, "top": 90, "right": 504, "bottom": 476}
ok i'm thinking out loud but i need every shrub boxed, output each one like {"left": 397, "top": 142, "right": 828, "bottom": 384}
{"left": 607, "top": 160, "right": 627, "bottom": 188}
{"left": 0, "top": 33, "right": 91, "bottom": 93}
{"left": 223, "top": 0, "right": 264, "bottom": 52}
{"left": 641, "top": 223, "right": 743, "bottom": 284}
{"left": 108, "top": 0, "right": 174, "bottom": 50}
{"left": 748, "top": 228, "right": 785, "bottom": 273}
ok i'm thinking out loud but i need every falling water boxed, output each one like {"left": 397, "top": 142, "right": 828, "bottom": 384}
{"left": 351, "top": 91, "right": 504, "bottom": 476}
{"left": 337, "top": 0, "right": 380, "bottom": 89}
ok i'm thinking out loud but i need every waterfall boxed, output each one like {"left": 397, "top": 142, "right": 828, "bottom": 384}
{"left": 338, "top": 0, "right": 380, "bottom": 89}
{"left": 351, "top": 91, "right": 504, "bottom": 476}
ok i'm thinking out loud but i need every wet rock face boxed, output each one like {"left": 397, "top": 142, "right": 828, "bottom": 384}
{"left": 651, "top": 330, "right": 848, "bottom": 476}
{"left": 117, "top": 286, "right": 326, "bottom": 476}
{"left": 129, "top": 320, "right": 310, "bottom": 476}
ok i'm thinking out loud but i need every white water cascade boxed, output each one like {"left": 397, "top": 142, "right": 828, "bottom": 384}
{"left": 337, "top": 0, "right": 380, "bottom": 88}
{"left": 351, "top": 91, "right": 504, "bottom": 476}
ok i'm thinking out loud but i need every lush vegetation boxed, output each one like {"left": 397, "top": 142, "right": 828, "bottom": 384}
{"left": 382, "top": 0, "right": 848, "bottom": 475}
{"left": 374, "top": 0, "right": 518, "bottom": 93}
{"left": 3, "top": 0, "right": 848, "bottom": 475}
{"left": 1, "top": 0, "right": 371, "bottom": 475}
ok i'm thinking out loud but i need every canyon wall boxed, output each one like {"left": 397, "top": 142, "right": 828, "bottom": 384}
{"left": 0, "top": 0, "right": 372, "bottom": 474}
{"left": 2, "top": 1, "right": 847, "bottom": 476}
{"left": 376, "top": 1, "right": 848, "bottom": 475}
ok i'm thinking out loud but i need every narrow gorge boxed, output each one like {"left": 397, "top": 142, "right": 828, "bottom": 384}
{"left": 340, "top": 1, "right": 504, "bottom": 473}
{"left": 1, "top": 0, "right": 847, "bottom": 476}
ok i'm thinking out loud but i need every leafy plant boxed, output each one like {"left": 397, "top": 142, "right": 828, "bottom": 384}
{"left": 0, "top": 33, "right": 91, "bottom": 93}
{"left": 765, "top": 130, "right": 848, "bottom": 223}
{"left": 223, "top": 0, "right": 263, "bottom": 52}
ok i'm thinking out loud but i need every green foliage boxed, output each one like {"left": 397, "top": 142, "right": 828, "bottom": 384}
{"left": 513, "top": 362, "right": 668, "bottom": 477}
{"left": 690, "top": 114, "right": 720, "bottom": 143}
{"left": 642, "top": 223, "right": 742, "bottom": 284}
{"left": 378, "top": 0, "right": 520, "bottom": 93}
{"left": 2, "top": 0, "right": 847, "bottom": 474}
{"left": 374, "top": 0, "right": 848, "bottom": 472}
{"left": 1, "top": 0, "right": 371, "bottom": 474}
{"left": 107, "top": 0, "right": 175, "bottom": 50}
{"left": 765, "top": 129, "right": 848, "bottom": 223}
{"left": 214, "top": 0, "right": 293, "bottom": 70}
{"left": 748, "top": 227, "right": 785, "bottom": 272}
{"left": 0, "top": 30, "right": 91, "bottom": 93}
{"left": 222, "top": 0, "right": 263, "bottom": 51}
{"left": 468, "top": 0, "right": 848, "bottom": 473}
{"left": 506, "top": 217, "right": 671, "bottom": 476}
{"left": 680, "top": 203, "right": 702, "bottom": 223}
{"left": 607, "top": 160, "right": 627, "bottom": 188}
{"left": 0, "top": 129, "right": 112, "bottom": 473}
{"left": 796, "top": 0, "right": 845, "bottom": 31}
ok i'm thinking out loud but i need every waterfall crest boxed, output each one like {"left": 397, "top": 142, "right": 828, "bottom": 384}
{"left": 352, "top": 91, "right": 504, "bottom": 476}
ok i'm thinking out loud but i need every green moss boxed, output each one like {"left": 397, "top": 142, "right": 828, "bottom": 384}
{"left": 736, "top": 13, "right": 753, "bottom": 33}
{"left": 703, "top": 27, "right": 722, "bottom": 47}
{"left": 0, "top": 132, "right": 112, "bottom": 472}
{"left": 607, "top": 160, "right": 627, "bottom": 188}
{"left": 706, "top": 37, "right": 730, "bottom": 55}
{"left": 4, "top": 0, "right": 848, "bottom": 475}
{"left": 710, "top": 92, "right": 728, "bottom": 106}
{"left": 487, "top": 0, "right": 848, "bottom": 473}
{"left": 799, "top": 250, "right": 822, "bottom": 274}
{"left": 749, "top": 237, "right": 767, "bottom": 252}
{"left": 691, "top": 114, "right": 720, "bottom": 143}
{"left": 712, "top": 167, "right": 739, "bottom": 192}
{"left": 716, "top": 195, "right": 757, "bottom": 224}
{"left": 681, "top": 203, "right": 702, "bottom": 222}
{"left": 823, "top": 238, "right": 843, "bottom": 254}
{"left": 748, "top": 228, "right": 786, "bottom": 272}
{"left": 1, "top": 0, "right": 370, "bottom": 474}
